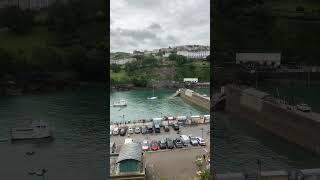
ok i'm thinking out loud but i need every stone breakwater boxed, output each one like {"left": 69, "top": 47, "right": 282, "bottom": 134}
{"left": 224, "top": 84, "right": 320, "bottom": 155}
{"left": 178, "top": 88, "right": 210, "bottom": 111}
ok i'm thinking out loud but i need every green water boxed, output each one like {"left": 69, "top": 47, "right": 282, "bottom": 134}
{"left": 110, "top": 88, "right": 209, "bottom": 123}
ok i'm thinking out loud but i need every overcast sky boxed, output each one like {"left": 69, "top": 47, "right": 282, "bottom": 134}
{"left": 110, "top": 0, "right": 210, "bottom": 53}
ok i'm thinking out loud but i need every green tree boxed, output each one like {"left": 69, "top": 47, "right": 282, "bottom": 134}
{"left": 0, "top": 6, "right": 34, "bottom": 34}
{"left": 111, "top": 64, "right": 121, "bottom": 73}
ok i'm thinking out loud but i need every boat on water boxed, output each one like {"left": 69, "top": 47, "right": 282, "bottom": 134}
{"left": 147, "top": 86, "right": 157, "bottom": 100}
{"left": 10, "top": 120, "right": 53, "bottom": 140}
{"left": 113, "top": 99, "right": 127, "bottom": 107}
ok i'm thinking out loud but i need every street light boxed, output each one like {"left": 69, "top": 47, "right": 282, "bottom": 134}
{"left": 201, "top": 127, "right": 204, "bottom": 138}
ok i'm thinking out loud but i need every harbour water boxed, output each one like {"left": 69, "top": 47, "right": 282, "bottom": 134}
{"left": 110, "top": 88, "right": 210, "bottom": 123}
{"left": 0, "top": 87, "right": 107, "bottom": 180}
{"left": 213, "top": 85, "right": 320, "bottom": 174}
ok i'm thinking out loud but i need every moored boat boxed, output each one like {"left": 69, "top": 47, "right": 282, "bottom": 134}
{"left": 113, "top": 99, "right": 127, "bottom": 107}
{"left": 10, "top": 120, "right": 53, "bottom": 140}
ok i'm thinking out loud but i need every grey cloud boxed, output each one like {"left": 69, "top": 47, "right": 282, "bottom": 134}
{"left": 148, "top": 23, "right": 162, "bottom": 31}
{"left": 119, "top": 29, "right": 157, "bottom": 41}
{"left": 111, "top": 0, "right": 210, "bottom": 52}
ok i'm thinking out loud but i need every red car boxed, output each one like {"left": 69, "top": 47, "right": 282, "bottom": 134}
{"left": 150, "top": 140, "right": 159, "bottom": 151}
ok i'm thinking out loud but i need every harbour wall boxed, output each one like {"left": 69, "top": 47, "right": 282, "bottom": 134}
{"left": 180, "top": 89, "right": 210, "bottom": 111}
{"left": 216, "top": 168, "right": 320, "bottom": 180}
{"left": 225, "top": 84, "right": 320, "bottom": 155}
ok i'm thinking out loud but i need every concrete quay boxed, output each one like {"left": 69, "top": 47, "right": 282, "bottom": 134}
{"left": 216, "top": 168, "right": 320, "bottom": 180}
{"left": 224, "top": 84, "right": 320, "bottom": 155}
{"left": 178, "top": 88, "right": 210, "bottom": 111}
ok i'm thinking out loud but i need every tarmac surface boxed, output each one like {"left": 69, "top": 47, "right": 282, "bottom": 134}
{"left": 110, "top": 124, "right": 210, "bottom": 179}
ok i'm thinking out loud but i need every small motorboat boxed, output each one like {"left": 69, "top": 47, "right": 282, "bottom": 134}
{"left": 26, "top": 151, "right": 35, "bottom": 155}
{"left": 147, "top": 96, "right": 157, "bottom": 100}
{"left": 113, "top": 99, "right": 127, "bottom": 107}
{"left": 28, "top": 169, "right": 36, "bottom": 175}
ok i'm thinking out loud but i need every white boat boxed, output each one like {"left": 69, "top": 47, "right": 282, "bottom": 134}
{"left": 147, "top": 86, "right": 157, "bottom": 100}
{"left": 113, "top": 99, "right": 127, "bottom": 107}
{"left": 10, "top": 120, "right": 52, "bottom": 140}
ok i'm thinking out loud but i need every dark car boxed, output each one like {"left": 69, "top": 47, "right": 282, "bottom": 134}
{"left": 163, "top": 125, "right": 170, "bottom": 132}
{"left": 154, "top": 124, "right": 161, "bottom": 133}
{"left": 173, "top": 123, "right": 179, "bottom": 131}
{"left": 159, "top": 139, "right": 167, "bottom": 149}
{"left": 166, "top": 138, "right": 174, "bottom": 149}
{"left": 119, "top": 127, "right": 127, "bottom": 136}
{"left": 150, "top": 140, "right": 159, "bottom": 151}
{"left": 174, "top": 138, "right": 184, "bottom": 148}
{"left": 141, "top": 126, "right": 147, "bottom": 134}
{"left": 147, "top": 126, "right": 153, "bottom": 133}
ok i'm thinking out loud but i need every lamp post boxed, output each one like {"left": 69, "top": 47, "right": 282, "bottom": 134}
{"left": 201, "top": 127, "right": 204, "bottom": 138}
{"left": 257, "top": 159, "right": 262, "bottom": 180}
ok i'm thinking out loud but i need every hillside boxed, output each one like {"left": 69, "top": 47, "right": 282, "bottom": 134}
{"left": 110, "top": 56, "right": 210, "bottom": 87}
{"left": 214, "top": 0, "right": 320, "bottom": 65}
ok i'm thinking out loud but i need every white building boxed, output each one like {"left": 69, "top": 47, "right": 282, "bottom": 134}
{"left": 110, "top": 58, "right": 136, "bottom": 65}
{"left": 177, "top": 50, "right": 210, "bottom": 59}
{"left": 183, "top": 78, "right": 198, "bottom": 83}
{"left": 236, "top": 53, "right": 281, "bottom": 67}
{"left": 163, "top": 52, "right": 171, "bottom": 58}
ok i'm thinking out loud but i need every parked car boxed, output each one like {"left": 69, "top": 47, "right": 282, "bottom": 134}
{"left": 134, "top": 126, "right": 141, "bottom": 134}
{"left": 150, "top": 140, "right": 159, "bottom": 151}
{"left": 113, "top": 127, "right": 119, "bottom": 135}
{"left": 174, "top": 138, "right": 184, "bottom": 148}
{"left": 196, "top": 137, "right": 206, "bottom": 146}
{"left": 120, "top": 127, "right": 127, "bottom": 136}
{"left": 154, "top": 124, "right": 161, "bottom": 133}
{"left": 163, "top": 125, "right": 170, "bottom": 132}
{"left": 297, "top": 103, "right": 311, "bottom": 112}
{"left": 141, "top": 126, "right": 147, "bottom": 134}
{"left": 166, "top": 138, "right": 174, "bottom": 149}
{"left": 128, "top": 127, "right": 134, "bottom": 134}
{"left": 180, "top": 135, "right": 190, "bottom": 146}
{"left": 159, "top": 139, "right": 167, "bottom": 149}
{"left": 173, "top": 123, "right": 179, "bottom": 131}
{"left": 142, "top": 140, "right": 149, "bottom": 151}
{"left": 189, "top": 136, "right": 199, "bottom": 146}
{"left": 147, "top": 126, "right": 153, "bottom": 133}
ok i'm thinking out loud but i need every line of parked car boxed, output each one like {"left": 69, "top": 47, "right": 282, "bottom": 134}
{"left": 111, "top": 123, "right": 180, "bottom": 136}
{"left": 140, "top": 135, "right": 206, "bottom": 151}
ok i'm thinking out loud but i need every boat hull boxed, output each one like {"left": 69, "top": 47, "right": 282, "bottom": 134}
{"left": 10, "top": 128, "right": 52, "bottom": 140}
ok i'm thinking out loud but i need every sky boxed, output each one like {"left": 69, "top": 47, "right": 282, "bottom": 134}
{"left": 110, "top": 0, "right": 210, "bottom": 53}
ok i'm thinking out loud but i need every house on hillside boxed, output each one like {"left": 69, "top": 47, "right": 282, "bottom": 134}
{"left": 236, "top": 52, "right": 281, "bottom": 68}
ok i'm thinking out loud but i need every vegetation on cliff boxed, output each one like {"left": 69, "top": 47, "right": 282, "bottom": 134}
{"left": 110, "top": 53, "right": 210, "bottom": 87}
{"left": 214, "top": 0, "right": 320, "bottom": 65}
{"left": 0, "top": 0, "right": 106, "bottom": 84}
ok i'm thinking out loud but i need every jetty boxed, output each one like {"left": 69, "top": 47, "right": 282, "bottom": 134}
{"left": 224, "top": 84, "right": 320, "bottom": 155}
{"left": 175, "top": 88, "right": 210, "bottom": 111}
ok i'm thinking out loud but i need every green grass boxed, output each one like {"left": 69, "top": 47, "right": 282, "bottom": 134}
{"left": 111, "top": 71, "right": 128, "bottom": 81}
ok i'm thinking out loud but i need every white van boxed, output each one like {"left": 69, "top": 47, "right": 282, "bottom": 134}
{"left": 180, "top": 135, "right": 190, "bottom": 146}
{"left": 124, "top": 138, "right": 133, "bottom": 144}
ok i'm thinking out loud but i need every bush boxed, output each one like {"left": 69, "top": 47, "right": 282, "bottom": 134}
{"left": 296, "top": 6, "right": 305, "bottom": 12}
